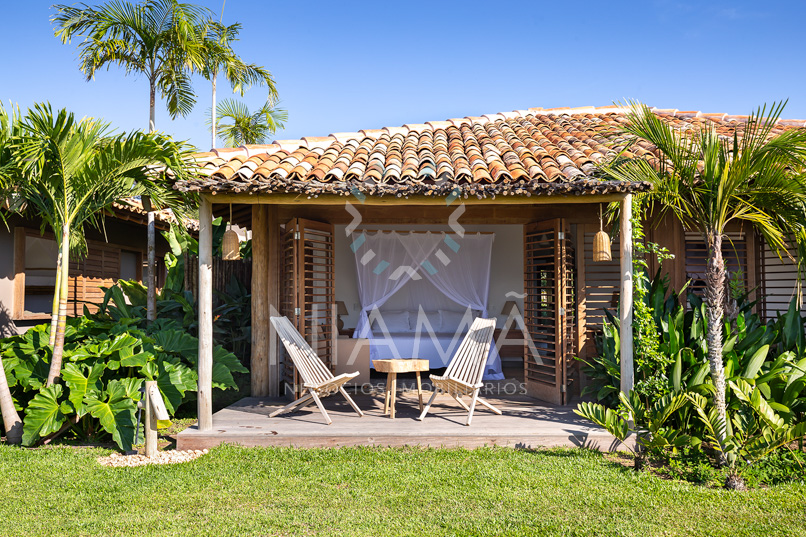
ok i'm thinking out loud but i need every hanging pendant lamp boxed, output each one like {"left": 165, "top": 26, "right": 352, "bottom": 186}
{"left": 593, "top": 203, "right": 612, "bottom": 262}
{"left": 222, "top": 204, "right": 241, "bottom": 260}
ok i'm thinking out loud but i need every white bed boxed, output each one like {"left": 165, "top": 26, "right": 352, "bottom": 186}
{"left": 361, "top": 309, "right": 500, "bottom": 371}
{"left": 369, "top": 331, "right": 469, "bottom": 368}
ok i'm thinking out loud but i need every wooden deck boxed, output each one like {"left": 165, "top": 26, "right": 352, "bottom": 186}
{"left": 177, "top": 390, "right": 629, "bottom": 451}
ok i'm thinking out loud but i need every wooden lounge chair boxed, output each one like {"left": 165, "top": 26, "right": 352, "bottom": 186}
{"left": 417, "top": 317, "right": 502, "bottom": 426}
{"left": 269, "top": 316, "right": 364, "bottom": 425}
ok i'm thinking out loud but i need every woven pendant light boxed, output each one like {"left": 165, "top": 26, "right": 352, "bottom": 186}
{"left": 593, "top": 204, "right": 612, "bottom": 262}
{"left": 222, "top": 204, "right": 241, "bottom": 260}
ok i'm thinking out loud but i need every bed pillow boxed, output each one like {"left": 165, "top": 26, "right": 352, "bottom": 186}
{"left": 371, "top": 310, "right": 411, "bottom": 332}
{"left": 439, "top": 310, "right": 470, "bottom": 333}
{"left": 411, "top": 310, "right": 442, "bottom": 331}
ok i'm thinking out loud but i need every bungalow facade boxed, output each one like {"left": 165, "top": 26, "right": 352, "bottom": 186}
{"left": 0, "top": 200, "right": 184, "bottom": 336}
{"left": 176, "top": 105, "right": 806, "bottom": 431}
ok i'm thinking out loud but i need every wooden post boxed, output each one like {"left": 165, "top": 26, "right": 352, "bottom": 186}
{"left": 267, "top": 207, "right": 281, "bottom": 397}
{"left": 251, "top": 205, "right": 269, "bottom": 397}
{"left": 144, "top": 380, "right": 158, "bottom": 457}
{"left": 619, "top": 194, "right": 634, "bottom": 395}
{"left": 12, "top": 227, "right": 25, "bottom": 320}
{"left": 143, "top": 196, "right": 156, "bottom": 323}
{"left": 198, "top": 196, "right": 214, "bottom": 431}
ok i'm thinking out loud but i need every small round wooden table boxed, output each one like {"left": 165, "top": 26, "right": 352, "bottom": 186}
{"left": 372, "top": 359, "right": 430, "bottom": 419}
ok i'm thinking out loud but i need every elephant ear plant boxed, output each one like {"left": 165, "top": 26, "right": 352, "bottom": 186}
{"left": 0, "top": 313, "right": 246, "bottom": 451}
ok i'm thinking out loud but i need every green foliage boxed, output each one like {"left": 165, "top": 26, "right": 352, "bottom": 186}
{"left": 52, "top": 0, "right": 278, "bottom": 124}
{"left": 689, "top": 388, "right": 806, "bottom": 475}
{"left": 630, "top": 212, "right": 676, "bottom": 400}
{"left": 1, "top": 313, "right": 246, "bottom": 451}
{"left": 577, "top": 279, "right": 806, "bottom": 482}
{"left": 210, "top": 98, "right": 288, "bottom": 147}
{"left": 575, "top": 390, "right": 694, "bottom": 460}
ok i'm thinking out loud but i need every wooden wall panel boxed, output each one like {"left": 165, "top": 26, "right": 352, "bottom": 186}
{"left": 581, "top": 230, "right": 620, "bottom": 358}
{"left": 684, "top": 231, "right": 747, "bottom": 300}
{"left": 760, "top": 243, "right": 802, "bottom": 319}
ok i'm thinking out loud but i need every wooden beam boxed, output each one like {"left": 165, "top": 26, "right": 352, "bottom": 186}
{"left": 619, "top": 194, "right": 634, "bottom": 396}
{"left": 267, "top": 206, "right": 281, "bottom": 397}
{"left": 197, "top": 196, "right": 214, "bottom": 431}
{"left": 206, "top": 192, "right": 632, "bottom": 206}
{"left": 12, "top": 227, "right": 25, "bottom": 320}
{"left": 251, "top": 205, "right": 270, "bottom": 397}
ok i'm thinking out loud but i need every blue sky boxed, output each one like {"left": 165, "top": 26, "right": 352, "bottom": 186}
{"left": 1, "top": 1, "right": 805, "bottom": 152}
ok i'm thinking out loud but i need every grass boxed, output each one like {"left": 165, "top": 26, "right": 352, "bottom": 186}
{"left": 0, "top": 445, "right": 804, "bottom": 537}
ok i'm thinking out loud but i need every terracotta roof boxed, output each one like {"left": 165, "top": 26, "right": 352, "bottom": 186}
{"left": 175, "top": 106, "right": 806, "bottom": 199}
{"left": 112, "top": 198, "right": 198, "bottom": 231}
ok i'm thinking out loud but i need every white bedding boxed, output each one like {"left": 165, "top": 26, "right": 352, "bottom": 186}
{"left": 369, "top": 331, "right": 477, "bottom": 369}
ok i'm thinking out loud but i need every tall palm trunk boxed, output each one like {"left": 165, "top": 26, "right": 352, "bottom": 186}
{"left": 48, "top": 248, "right": 62, "bottom": 346}
{"left": 705, "top": 231, "right": 728, "bottom": 446}
{"left": 146, "top": 80, "right": 157, "bottom": 322}
{"left": 211, "top": 72, "right": 217, "bottom": 149}
{"left": 149, "top": 81, "right": 156, "bottom": 133}
{"left": 146, "top": 210, "right": 156, "bottom": 322}
{"left": 46, "top": 223, "right": 70, "bottom": 386}
{"left": 0, "top": 353, "right": 23, "bottom": 444}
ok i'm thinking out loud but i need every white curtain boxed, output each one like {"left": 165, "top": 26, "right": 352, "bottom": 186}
{"left": 352, "top": 232, "right": 439, "bottom": 343}
{"left": 352, "top": 231, "right": 504, "bottom": 380}
{"left": 399, "top": 233, "right": 503, "bottom": 380}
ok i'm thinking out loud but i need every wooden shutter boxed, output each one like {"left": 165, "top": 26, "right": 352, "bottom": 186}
{"left": 68, "top": 242, "right": 121, "bottom": 316}
{"left": 685, "top": 231, "right": 747, "bottom": 300}
{"left": 523, "top": 219, "right": 575, "bottom": 405}
{"left": 280, "top": 218, "right": 335, "bottom": 396}
{"left": 760, "top": 242, "right": 802, "bottom": 319}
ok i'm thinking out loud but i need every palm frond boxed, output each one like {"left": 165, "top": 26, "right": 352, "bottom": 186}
{"left": 210, "top": 98, "right": 287, "bottom": 147}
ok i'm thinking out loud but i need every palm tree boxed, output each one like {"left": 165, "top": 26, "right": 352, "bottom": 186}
{"left": 52, "top": 0, "right": 274, "bottom": 321}
{"left": 10, "top": 103, "right": 193, "bottom": 387}
{"left": 212, "top": 98, "right": 287, "bottom": 147}
{"left": 602, "top": 101, "right": 806, "bottom": 446}
{"left": 52, "top": 0, "right": 212, "bottom": 132}
{"left": 202, "top": 18, "right": 278, "bottom": 149}
{"left": 0, "top": 102, "right": 24, "bottom": 444}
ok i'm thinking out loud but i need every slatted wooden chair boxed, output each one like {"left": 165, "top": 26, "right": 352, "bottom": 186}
{"left": 269, "top": 316, "right": 364, "bottom": 425}
{"left": 417, "top": 317, "right": 501, "bottom": 426}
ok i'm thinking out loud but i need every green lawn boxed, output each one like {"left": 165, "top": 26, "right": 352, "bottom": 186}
{"left": 0, "top": 445, "right": 804, "bottom": 537}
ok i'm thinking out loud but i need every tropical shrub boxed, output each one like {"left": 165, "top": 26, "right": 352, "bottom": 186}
{"left": 1, "top": 315, "right": 245, "bottom": 451}
{"left": 574, "top": 390, "right": 693, "bottom": 468}
{"left": 576, "top": 267, "right": 806, "bottom": 487}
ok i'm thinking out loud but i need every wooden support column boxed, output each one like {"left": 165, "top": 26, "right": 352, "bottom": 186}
{"left": 251, "top": 205, "right": 270, "bottom": 396}
{"left": 198, "top": 196, "right": 214, "bottom": 431}
{"left": 619, "top": 194, "right": 634, "bottom": 395}
{"left": 267, "top": 207, "right": 281, "bottom": 397}
{"left": 12, "top": 227, "right": 25, "bottom": 320}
